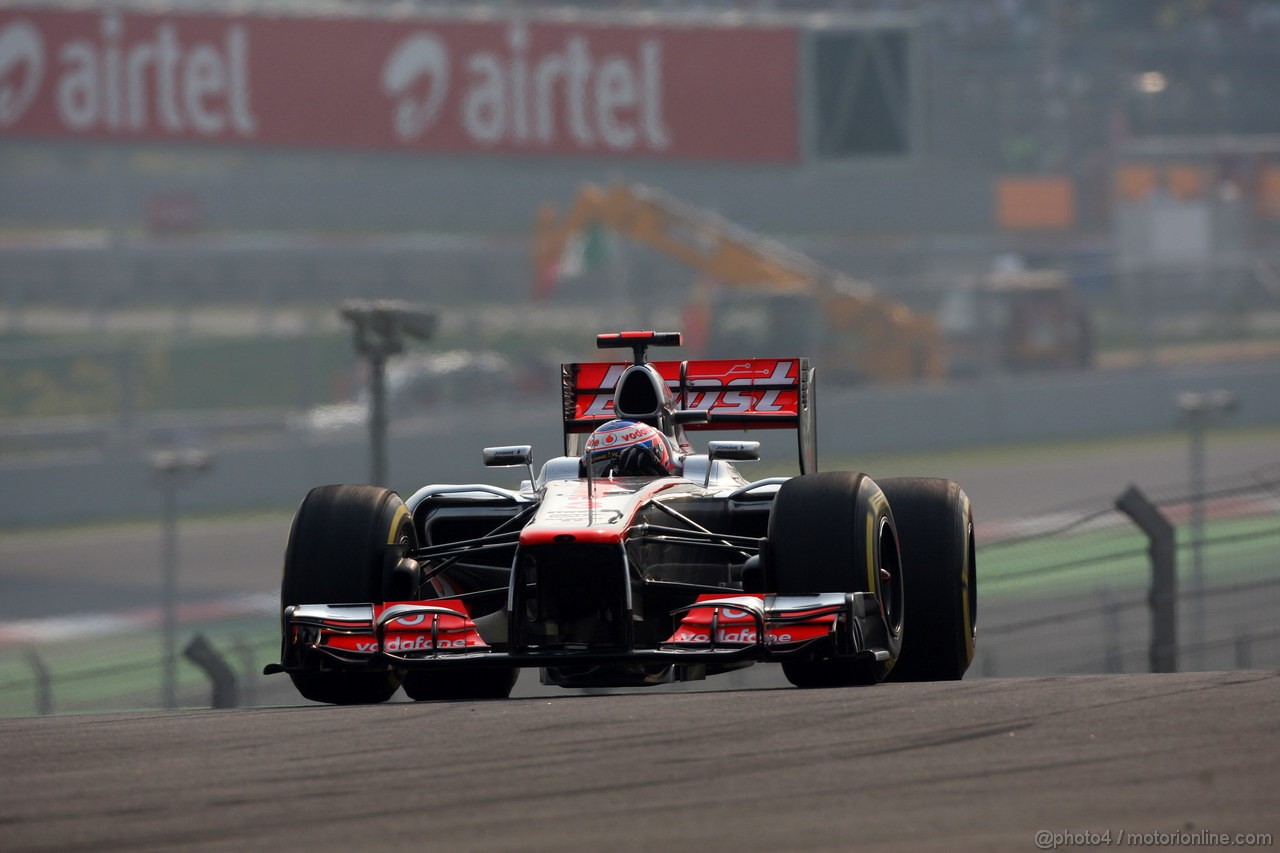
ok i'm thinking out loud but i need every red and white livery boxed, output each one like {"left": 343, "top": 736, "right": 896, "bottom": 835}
{"left": 270, "top": 331, "right": 977, "bottom": 702}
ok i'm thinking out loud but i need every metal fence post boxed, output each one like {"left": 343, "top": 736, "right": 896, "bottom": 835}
{"left": 1115, "top": 485, "right": 1177, "bottom": 673}
{"left": 25, "top": 649, "right": 53, "bottom": 716}
{"left": 1235, "top": 632, "right": 1252, "bottom": 670}
{"left": 1177, "top": 390, "right": 1238, "bottom": 669}
{"left": 184, "top": 633, "right": 240, "bottom": 709}
{"left": 152, "top": 449, "right": 212, "bottom": 709}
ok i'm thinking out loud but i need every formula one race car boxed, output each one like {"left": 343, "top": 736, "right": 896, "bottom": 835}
{"left": 267, "top": 332, "right": 976, "bottom": 703}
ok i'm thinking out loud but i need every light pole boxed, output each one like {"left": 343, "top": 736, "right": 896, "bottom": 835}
{"left": 339, "top": 300, "right": 437, "bottom": 487}
{"left": 1176, "top": 389, "right": 1237, "bottom": 669}
{"left": 151, "top": 448, "right": 212, "bottom": 710}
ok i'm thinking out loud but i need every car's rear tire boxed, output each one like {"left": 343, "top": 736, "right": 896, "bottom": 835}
{"left": 878, "top": 478, "right": 975, "bottom": 681}
{"left": 768, "top": 471, "right": 903, "bottom": 687}
{"left": 281, "top": 484, "right": 414, "bottom": 705}
{"left": 402, "top": 668, "right": 518, "bottom": 701}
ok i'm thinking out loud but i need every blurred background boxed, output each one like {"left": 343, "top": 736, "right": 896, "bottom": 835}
{"left": 1, "top": 0, "right": 1278, "bottom": 713}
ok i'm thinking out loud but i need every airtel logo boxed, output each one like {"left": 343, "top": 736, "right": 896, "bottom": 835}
{"left": 0, "top": 13, "right": 256, "bottom": 136}
{"left": 382, "top": 23, "right": 671, "bottom": 152}
{"left": 0, "top": 20, "right": 43, "bottom": 126}
{"left": 382, "top": 31, "right": 448, "bottom": 141}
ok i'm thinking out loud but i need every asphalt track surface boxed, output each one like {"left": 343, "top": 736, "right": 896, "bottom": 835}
{"left": 2, "top": 671, "right": 1277, "bottom": 852}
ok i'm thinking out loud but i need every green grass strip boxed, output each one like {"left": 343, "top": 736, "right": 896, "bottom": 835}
{"left": 981, "top": 515, "right": 1280, "bottom": 597}
{"left": 0, "top": 613, "right": 278, "bottom": 717}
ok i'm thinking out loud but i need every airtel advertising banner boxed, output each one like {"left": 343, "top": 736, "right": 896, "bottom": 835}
{"left": 0, "top": 8, "right": 799, "bottom": 162}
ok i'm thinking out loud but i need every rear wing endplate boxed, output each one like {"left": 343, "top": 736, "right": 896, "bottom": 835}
{"left": 561, "top": 357, "right": 817, "bottom": 474}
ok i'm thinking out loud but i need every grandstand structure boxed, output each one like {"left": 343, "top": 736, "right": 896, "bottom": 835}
{"left": 2, "top": 0, "right": 1280, "bottom": 305}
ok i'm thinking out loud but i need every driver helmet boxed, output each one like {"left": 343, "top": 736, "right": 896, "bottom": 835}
{"left": 582, "top": 419, "right": 676, "bottom": 478}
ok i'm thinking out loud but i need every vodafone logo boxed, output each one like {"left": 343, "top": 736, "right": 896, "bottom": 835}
{"left": 381, "top": 23, "right": 671, "bottom": 153}
{"left": 0, "top": 20, "right": 43, "bottom": 126}
{"left": 353, "top": 635, "right": 469, "bottom": 652}
{"left": 672, "top": 628, "right": 794, "bottom": 644}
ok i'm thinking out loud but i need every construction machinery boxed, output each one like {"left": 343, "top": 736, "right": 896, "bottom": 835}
{"left": 938, "top": 268, "right": 1094, "bottom": 376}
{"left": 532, "top": 183, "right": 945, "bottom": 385}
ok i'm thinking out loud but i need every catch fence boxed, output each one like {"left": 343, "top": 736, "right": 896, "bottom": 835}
{"left": 976, "top": 465, "right": 1280, "bottom": 676}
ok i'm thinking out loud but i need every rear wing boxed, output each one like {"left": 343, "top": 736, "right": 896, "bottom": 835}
{"left": 562, "top": 358, "right": 817, "bottom": 474}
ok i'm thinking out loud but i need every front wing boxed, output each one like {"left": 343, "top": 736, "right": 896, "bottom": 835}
{"left": 271, "top": 592, "right": 894, "bottom": 673}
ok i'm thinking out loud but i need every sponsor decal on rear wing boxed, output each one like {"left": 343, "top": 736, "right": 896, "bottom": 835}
{"left": 562, "top": 357, "right": 816, "bottom": 473}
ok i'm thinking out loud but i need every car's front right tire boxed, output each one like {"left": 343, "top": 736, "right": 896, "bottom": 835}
{"left": 281, "top": 484, "right": 413, "bottom": 705}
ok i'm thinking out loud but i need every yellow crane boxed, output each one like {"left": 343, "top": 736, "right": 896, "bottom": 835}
{"left": 532, "top": 182, "right": 944, "bottom": 384}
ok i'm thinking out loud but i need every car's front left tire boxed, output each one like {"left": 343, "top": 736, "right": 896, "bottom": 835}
{"left": 768, "top": 471, "right": 904, "bottom": 687}
{"left": 878, "top": 477, "right": 976, "bottom": 681}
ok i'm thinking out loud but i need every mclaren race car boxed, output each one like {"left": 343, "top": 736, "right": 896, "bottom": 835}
{"left": 267, "top": 331, "right": 976, "bottom": 703}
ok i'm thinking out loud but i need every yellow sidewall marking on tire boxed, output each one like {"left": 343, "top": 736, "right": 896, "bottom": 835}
{"left": 959, "top": 493, "right": 975, "bottom": 664}
{"left": 387, "top": 504, "right": 409, "bottom": 545}
{"left": 866, "top": 488, "right": 889, "bottom": 597}
{"left": 865, "top": 511, "right": 876, "bottom": 594}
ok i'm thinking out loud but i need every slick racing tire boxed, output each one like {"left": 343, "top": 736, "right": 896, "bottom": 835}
{"left": 768, "top": 472, "right": 904, "bottom": 687}
{"left": 402, "top": 667, "right": 518, "bottom": 701}
{"left": 878, "top": 478, "right": 976, "bottom": 682}
{"left": 282, "top": 484, "right": 415, "bottom": 705}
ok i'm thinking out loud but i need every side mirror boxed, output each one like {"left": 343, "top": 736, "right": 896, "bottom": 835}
{"left": 707, "top": 440, "right": 761, "bottom": 462}
{"left": 482, "top": 445, "right": 535, "bottom": 488}
{"left": 704, "top": 440, "right": 760, "bottom": 487}
{"left": 483, "top": 445, "right": 533, "bottom": 467}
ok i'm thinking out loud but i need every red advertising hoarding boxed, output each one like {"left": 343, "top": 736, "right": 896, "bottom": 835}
{"left": 0, "top": 8, "right": 799, "bottom": 162}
